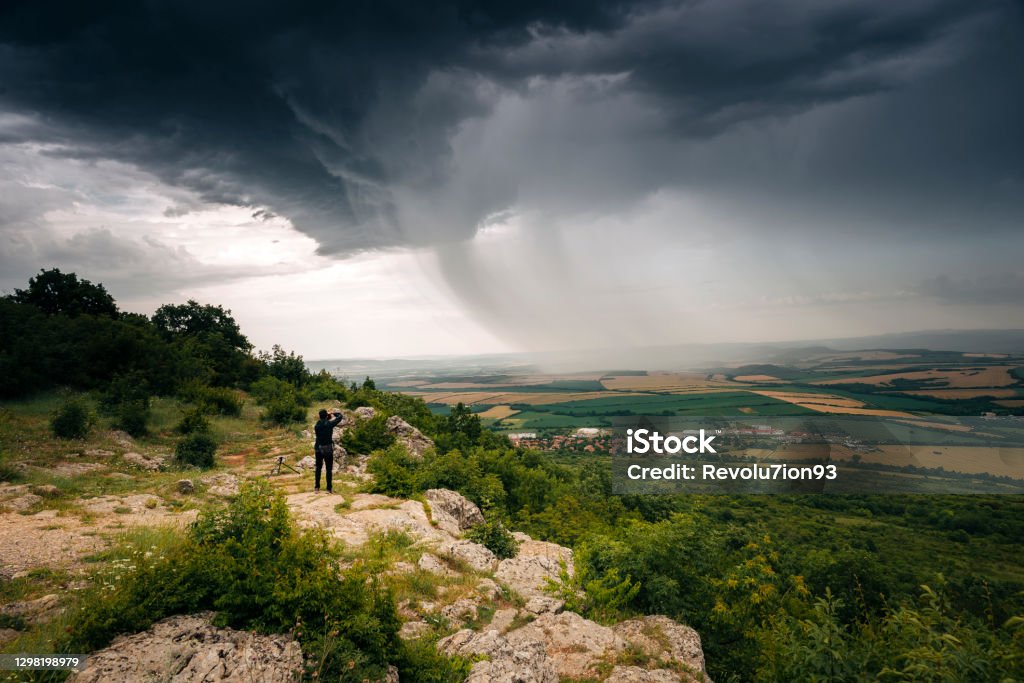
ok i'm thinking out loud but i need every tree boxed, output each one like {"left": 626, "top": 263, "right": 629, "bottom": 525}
{"left": 10, "top": 268, "right": 118, "bottom": 318}
{"left": 151, "top": 300, "right": 251, "bottom": 351}
{"left": 259, "top": 344, "right": 310, "bottom": 387}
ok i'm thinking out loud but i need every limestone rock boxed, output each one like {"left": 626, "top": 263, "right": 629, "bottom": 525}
{"left": 612, "top": 615, "right": 709, "bottom": 681}
{"left": 399, "top": 621, "right": 432, "bottom": 640}
{"left": 122, "top": 452, "right": 163, "bottom": 471}
{"left": 0, "top": 594, "right": 63, "bottom": 625}
{"left": 438, "top": 539, "right": 498, "bottom": 572}
{"left": 177, "top": 479, "right": 195, "bottom": 494}
{"left": 69, "top": 612, "right": 301, "bottom": 683}
{"left": 385, "top": 416, "right": 434, "bottom": 458}
{"left": 31, "top": 484, "right": 60, "bottom": 498}
{"left": 297, "top": 455, "right": 316, "bottom": 469}
{"left": 4, "top": 493, "right": 41, "bottom": 511}
{"left": 523, "top": 596, "right": 564, "bottom": 615}
{"left": 475, "top": 578, "right": 502, "bottom": 601}
{"left": 440, "top": 598, "right": 478, "bottom": 623}
{"left": 438, "top": 629, "right": 559, "bottom": 683}
{"left": 353, "top": 406, "right": 377, "bottom": 420}
{"left": 489, "top": 608, "right": 517, "bottom": 634}
{"left": 84, "top": 448, "right": 114, "bottom": 458}
{"left": 424, "top": 489, "right": 484, "bottom": 536}
{"left": 493, "top": 535, "right": 572, "bottom": 598}
{"left": 417, "top": 553, "right": 451, "bottom": 575}
{"left": 201, "top": 473, "right": 240, "bottom": 497}
{"left": 109, "top": 430, "right": 135, "bottom": 449}
{"left": 506, "top": 611, "right": 627, "bottom": 680}
{"left": 606, "top": 666, "right": 682, "bottom": 683}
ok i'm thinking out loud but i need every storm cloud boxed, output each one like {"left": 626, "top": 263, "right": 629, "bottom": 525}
{"left": 1, "top": 0, "right": 1022, "bottom": 356}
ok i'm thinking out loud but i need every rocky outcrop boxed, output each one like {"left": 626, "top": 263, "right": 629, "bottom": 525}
{"left": 177, "top": 479, "right": 194, "bottom": 494}
{"left": 507, "top": 611, "right": 628, "bottom": 679}
{"left": 438, "top": 629, "right": 559, "bottom": 683}
{"left": 494, "top": 533, "right": 573, "bottom": 598}
{"left": 69, "top": 612, "right": 302, "bottom": 683}
{"left": 353, "top": 406, "right": 377, "bottom": 420}
{"left": 200, "top": 473, "right": 240, "bottom": 497}
{"left": 121, "top": 452, "right": 164, "bottom": 471}
{"left": 386, "top": 416, "right": 434, "bottom": 458}
{"left": 438, "top": 539, "right": 498, "bottom": 572}
{"left": 0, "top": 594, "right": 63, "bottom": 625}
{"left": 424, "top": 489, "right": 485, "bottom": 536}
{"left": 612, "top": 616, "right": 709, "bottom": 682}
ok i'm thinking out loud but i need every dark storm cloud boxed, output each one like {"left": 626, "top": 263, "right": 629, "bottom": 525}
{"left": 3, "top": 0, "right": 1019, "bottom": 255}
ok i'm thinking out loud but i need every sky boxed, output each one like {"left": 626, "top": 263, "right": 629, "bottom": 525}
{"left": 1, "top": 0, "right": 1022, "bottom": 360}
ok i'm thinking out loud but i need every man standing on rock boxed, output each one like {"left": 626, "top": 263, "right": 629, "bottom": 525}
{"left": 314, "top": 409, "right": 344, "bottom": 493}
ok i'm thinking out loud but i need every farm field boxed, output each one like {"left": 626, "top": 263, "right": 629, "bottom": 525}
{"left": 374, "top": 347, "right": 1024, "bottom": 433}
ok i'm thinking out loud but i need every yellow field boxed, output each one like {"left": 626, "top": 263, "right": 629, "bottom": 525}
{"left": 751, "top": 390, "right": 914, "bottom": 417}
{"left": 996, "top": 400, "right": 1024, "bottom": 408}
{"left": 407, "top": 391, "right": 642, "bottom": 406}
{"left": 601, "top": 372, "right": 734, "bottom": 391}
{"left": 902, "top": 388, "right": 1019, "bottom": 399}
{"left": 734, "top": 374, "right": 780, "bottom": 382}
{"left": 477, "top": 405, "right": 519, "bottom": 419}
{"left": 814, "top": 366, "right": 1018, "bottom": 389}
{"left": 892, "top": 419, "right": 974, "bottom": 433}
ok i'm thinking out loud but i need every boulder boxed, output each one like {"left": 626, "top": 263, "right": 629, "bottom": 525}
{"left": 440, "top": 599, "right": 478, "bottom": 623}
{"left": 109, "top": 430, "right": 135, "bottom": 449}
{"left": 297, "top": 455, "right": 316, "bottom": 470}
{"left": 69, "top": 612, "right": 301, "bottom": 683}
{"left": 386, "top": 416, "right": 434, "bottom": 458}
{"left": 506, "top": 611, "right": 627, "bottom": 680}
{"left": 612, "top": 615, "right": 709, "bottom": 681}
{"left": 417, "top": 553, "right": 451, "bottom": 575}
{"left": 489, "top": 608, "right": 517, "bottom": 634}
{"left": 399, "top": 621, "right": 432, "bottom": 640}
{"left": 493, "top": 534, "right": 574, "bottom": 598}
{"left": 4, "top": 493, "right": 41, "bottom": 511}
{"left": 523, "top": 596, "right": 564, "bottom": 615}
{"left": 438, "top": 539, "right": 498, "bottom": 572}
{"left": 122, "top": 452, "right": 163, "bottom": 472}
{"left": 475, "top": 578, "right": 502, "bottom": 601}
{"left": 200, "top": 473, "right": 240, "bottom": 498}
{"left": 438, "top": 629, "right": 559, "bottom": 683}
{"left": 0, "top": 594, "right": 63, "bottom": 625}
{"left": 424, "top": 489, "right": 484, "bottom": 536}
{"left": 177, "top": 479, "right": 195, "bottom": 494}
{"left": 31, "top": 484, "right": 60, "bottom": 498}
{"left": 353, "top": 406, "right": 377, "bottom": 420}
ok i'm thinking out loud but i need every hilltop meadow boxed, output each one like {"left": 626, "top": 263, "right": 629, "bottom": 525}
{"left": 1, "top": 270, "right": 1023, "bottom": 682}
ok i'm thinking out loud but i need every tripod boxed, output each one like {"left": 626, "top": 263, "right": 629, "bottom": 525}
{"left": 269, "top": 455, "right": 301, "bottom": 476}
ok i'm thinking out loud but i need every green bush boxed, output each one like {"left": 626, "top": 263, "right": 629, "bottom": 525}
{"left": 262, "top": 396, "right": 306, "bottom": 425}
{"left": 341, "top": 414, "right": 396, "bottom": 454}
{"left": 60, "top": 480, "right": 468, "bottom": 682}
{"left": 114, "top": 399, "right": 150, "bottom": 437}
{"left": 0, "top": 459, "right": 23, "bottom": 483}
{"left": 51, "top": 395, "right": 95, "bottom": 439}
{"left": 367, "top": 444, "right": 418, "bottom": 498}
{"left": 180, "top": 382, "right": 243, "bottom": 416}
{"left": 198, "top": 386, "right": 243, "bottom": 416}
{"left": 175, "top": 407, "right": 211, "bottom": 434}
{"left": 174, "top": 433, "right": 218, "bottom": 468}
{"left": 465, "top": 518, "right": 519, "bottom": 560}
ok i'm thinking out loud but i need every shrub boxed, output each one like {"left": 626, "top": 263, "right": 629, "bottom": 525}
{"left": 342, "top": 414, "right": 395, "bottom": 454}
{"left": 465, "top": 518, "right": 519, "bottom": 560}
{"left": 198, "top": 386, "right": 243, "bottom": 416}
{"left": 51, "top": 395, "right": 95, "bottom": 439}
{"left": 175, "top": 407, "right": 211, "bottom": 434}
{"left": 262, "top": 396, "right": 306, "bottom": 425}
{"left": 174, "top": 433, "right": 217, "bottom": 468}
{"left": 114, "top": 399, "right": 150, "bottom": 437}
{"left": 0, "top": 461, "right": 22, "bottom": 483}
{"left": 367, "top": 444, "right": 418, "bottom": 498}
{"left": 98, "top": 372, "right": 151, "bottom": 415}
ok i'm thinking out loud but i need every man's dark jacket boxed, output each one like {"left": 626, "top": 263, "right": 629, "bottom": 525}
{"left": 315, "top": 414, "right": 343, "bottom": 447}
